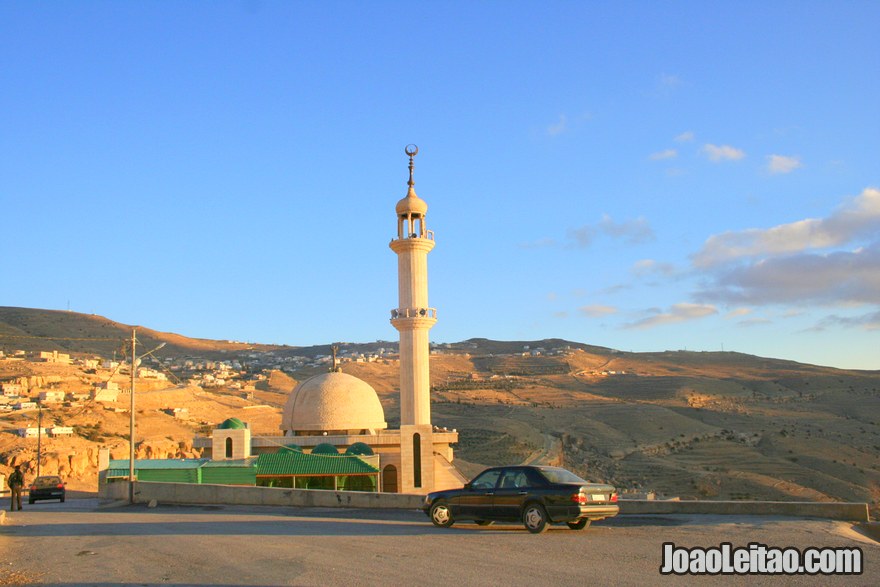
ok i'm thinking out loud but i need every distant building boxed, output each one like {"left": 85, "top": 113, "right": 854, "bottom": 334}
{"left": 39, "top": 390, "right": 66, "bottom": 403}
{"left": 1, "top": 383, "right": 23, "bottom": 397}
{"left": 92, "top": 381, "right": 120, "bottom": 402}
{"left": 37, "top": 350, "right": 72, "bottom": 364}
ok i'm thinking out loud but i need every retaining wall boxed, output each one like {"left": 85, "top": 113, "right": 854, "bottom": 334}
{"left": 101, "top": 481, "right": 425, "bottom": 509}
{"left": 100, "top": 482, "right": 870, "bottom": 521}
{"left": 618, "top": 499, "right": 869, "bottom": 521}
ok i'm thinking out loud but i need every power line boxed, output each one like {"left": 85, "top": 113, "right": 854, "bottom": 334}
{"left": 0, "top": 334, "right": 123, "bottom": 341}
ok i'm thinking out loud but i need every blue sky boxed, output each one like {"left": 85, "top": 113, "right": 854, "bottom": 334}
{"left": 2, "top": 1, "right": 878, "bottom": 369}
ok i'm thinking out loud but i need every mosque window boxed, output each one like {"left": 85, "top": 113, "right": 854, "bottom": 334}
{"left": 413, "top": 433, "right": 422, "bottom": 488}
{"left": 225, "top": 437, "right": 233, "bottom": 459}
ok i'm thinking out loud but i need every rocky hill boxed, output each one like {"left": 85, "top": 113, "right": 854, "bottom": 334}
{"left": 1, "top": 307, "right": 878, "bottom": 514}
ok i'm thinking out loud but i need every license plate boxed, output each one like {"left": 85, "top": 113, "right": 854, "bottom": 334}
{"left": 590, "top": 494, "right": 607, "bottom": 502}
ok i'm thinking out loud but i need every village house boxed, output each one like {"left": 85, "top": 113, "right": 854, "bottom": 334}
{"left": 39, "top": 390, "right": 66, "bottom": 403}
{"left": 1, "top": 383, "right": 23, "bottom": 397}
{"left": 37, "top": 350, "right": 72, "bottom": 364}
{"left": 91, "top": 381, "right": 120, "bottom": 402}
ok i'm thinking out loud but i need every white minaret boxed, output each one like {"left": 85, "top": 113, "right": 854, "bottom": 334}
{"left": 390, "top": 144, "right": 436, "bottom": 492}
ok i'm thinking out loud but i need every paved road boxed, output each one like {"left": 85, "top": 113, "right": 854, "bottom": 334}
{"left": 1, "top": 499, "right": 876, "bottom": 586}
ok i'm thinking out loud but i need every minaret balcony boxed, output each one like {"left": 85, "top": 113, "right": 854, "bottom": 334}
{"left": 390, "top": 307, "right": 438, "bottom": 331}
{"left": 390, "top": 307, "right": 437, "bottom": 320}
{"left": 390, "top": 235, "right": 435, "bottom": 254}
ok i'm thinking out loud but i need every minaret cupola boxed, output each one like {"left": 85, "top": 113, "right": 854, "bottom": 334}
{"left": 395, "top": 144, "right": 430, "bottom": 239}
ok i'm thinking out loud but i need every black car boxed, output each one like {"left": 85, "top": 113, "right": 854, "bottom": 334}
{"left": 28, "top": 475, "right": 66, "bottom": 504}
{"left": 423, "top": 465, "right": 618, "bottom": 534}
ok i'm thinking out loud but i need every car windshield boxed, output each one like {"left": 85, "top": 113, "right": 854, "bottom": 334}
{"left": 537, "top": 468, "right": 588, "bottom": 484}
{"left": 34, "top": 476, "right": 62, "bottom": 487}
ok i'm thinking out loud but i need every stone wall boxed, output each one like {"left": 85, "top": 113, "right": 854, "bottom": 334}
{"left": 100, "top": 481, "right": 870, "bottom": 521}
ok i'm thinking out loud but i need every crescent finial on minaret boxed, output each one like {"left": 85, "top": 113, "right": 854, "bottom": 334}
{"left": 405, "top": 144, "right": 418, "bottom": 188}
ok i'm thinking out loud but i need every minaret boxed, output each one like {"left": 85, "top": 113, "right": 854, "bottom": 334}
{"left": 390, "top": 144, "right": 436, "bottom": 492}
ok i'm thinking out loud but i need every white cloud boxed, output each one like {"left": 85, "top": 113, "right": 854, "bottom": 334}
{"left": 569, "top": 214, "right": 655, "bottom": 247}
{"left": 702, "top": 144, "right": 746, "bottom": 162}
{"left": 693, "top": 187, "right": 880, "bottom": 267}
{"left": 547, "top": 114, "right": 568, "bottom": 136}
{"left": 659, "top": 73, "right": 681, "bottom": 88}
{"left": 579, "top": 305, "right": 618, "bottom": 318}
{"left": 675, "top": 131, "right": 695, "bottom": 142}
{"left": 632, "top": 259, "right": 676, "bottom": 277}
{"left": 766, "top": 154, "right": 802, "bottom": 174}
{"left": 813, "top": 311, "right": 880, "bottom": 331}
{"left": 725, "top": 308, "right": 752, "bottom": 319}
{"left": 649, "top": 149, "right": 678, "bottom": 160}
{"left": 625, "top": 303, "right": 718, "bottom": 329}
{"left": 696, "top": 242, "right": 880, "bottom": 306}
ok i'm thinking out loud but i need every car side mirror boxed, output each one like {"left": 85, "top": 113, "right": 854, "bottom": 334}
{"left": 464, "top": 482, "right": 472, "bottom": 490}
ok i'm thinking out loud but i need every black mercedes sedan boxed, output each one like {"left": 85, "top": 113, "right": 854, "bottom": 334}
{"left": 423, "top": 465, "right": 618, "bottom": 534}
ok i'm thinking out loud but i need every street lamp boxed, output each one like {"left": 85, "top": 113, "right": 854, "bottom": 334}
{"left": 129, "top": 328, "right": 166, "bottom": 504}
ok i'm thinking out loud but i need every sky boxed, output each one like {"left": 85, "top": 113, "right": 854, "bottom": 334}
{"left": 1, "top": 1, "right": 878, "bottom": 370}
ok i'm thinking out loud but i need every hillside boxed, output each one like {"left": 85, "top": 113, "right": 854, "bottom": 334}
{"left": 1, "top": 307, "right": 879, "bottom": 513}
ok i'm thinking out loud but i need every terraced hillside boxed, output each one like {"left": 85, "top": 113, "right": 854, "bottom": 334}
{"left": 1, "top": 308, "right": 878, "bottom": 513}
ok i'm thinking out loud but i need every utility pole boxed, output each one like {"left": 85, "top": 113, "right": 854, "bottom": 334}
{"left": 36, "top": 400, "right": 43, "bottom": 478}
{"left": 129, "top": 328, "right": 136, "bottom": 504}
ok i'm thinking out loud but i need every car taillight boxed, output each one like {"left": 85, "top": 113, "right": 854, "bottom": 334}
{"left": 571, "top": 493, "right": 588, "bottom": 504}
{"left": 611, "top": 492, "right": 618, "bottom": 502}
{"left": 29, "top": 486, "right": 36, "bottom": 491}
{"left": 56, "top": 484, "right": 64, "bottom": 489}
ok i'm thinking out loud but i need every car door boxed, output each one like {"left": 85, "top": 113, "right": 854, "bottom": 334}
{"left": 491, "top": 468, "right": 531, "bottom": 520}
{"left": 457, "top": 469, "right": 501, "bottom": 520}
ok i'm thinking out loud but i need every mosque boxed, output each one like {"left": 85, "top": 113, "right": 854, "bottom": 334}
{"left": 195, "top": 146, "right": 465, "bottom": 494}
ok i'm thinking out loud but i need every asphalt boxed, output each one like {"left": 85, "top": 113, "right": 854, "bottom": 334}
{"left": 1, "top": 498, "right": 877, "bottom": 586}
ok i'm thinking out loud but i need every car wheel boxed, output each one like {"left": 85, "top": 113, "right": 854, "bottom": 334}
{"left": 61, "top": 496, "right": 65, "bottom": 503}
{"left": 474, "top": 519, "right": 494, "bottom": 526}
{"left": 566, "top": 519, "right": 591, "bottom": 530}
{"left": 430, "top": 501, "right": 454, "bottom": 528}
{"left": 28, "top": 499, "right": 35, "bottom": 505}
{"left": 522, "top": 503, "right": 549, "bottom": 534}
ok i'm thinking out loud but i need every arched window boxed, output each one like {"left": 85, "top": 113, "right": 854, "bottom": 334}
{"left": 413, "top": 433, "right": 422, "bottom": 488}
{"left": 225, "top": 436, "right": 233, "bottom": 459}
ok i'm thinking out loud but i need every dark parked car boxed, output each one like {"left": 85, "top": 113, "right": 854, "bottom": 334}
{"left": 423, "top": 465, "right": 618, "bottom": 534}
{"left": 29, "top": 475, "right": 66, "bottom": 504}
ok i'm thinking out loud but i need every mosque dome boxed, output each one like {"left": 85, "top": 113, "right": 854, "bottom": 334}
{"left": 345, "top": 442, "right": 374, "bottom": 456}
{"left": 311, "top": 443, "right": 340, "bottom": 455}
{"left": 280, "top": 371, "right": 387, "bottom": 434}
{"left": 218, "top": 417, "right": 246, "bottom": 430}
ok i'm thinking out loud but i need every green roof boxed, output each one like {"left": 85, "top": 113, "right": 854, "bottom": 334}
{"left": 200, "top": 457, "right": 258, "bottom": 468}
{"left": 109, "top": 459, "right": 207, "bottom": 470}
{"left": 218, "top": 417, "right": 246, "bottom": 429}
{"left": 256, "top": 452, "right": 379, "bottom": 476}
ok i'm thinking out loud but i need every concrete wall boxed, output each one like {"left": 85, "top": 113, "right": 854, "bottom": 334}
{"left": 101, "top": 481, "right": 425, "bottom": 509}
{"left": 618, "top": 499, "right": 869, "bottom": 522}
{"left": 100, "top": 482, "right": 869, "bottom": 521}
